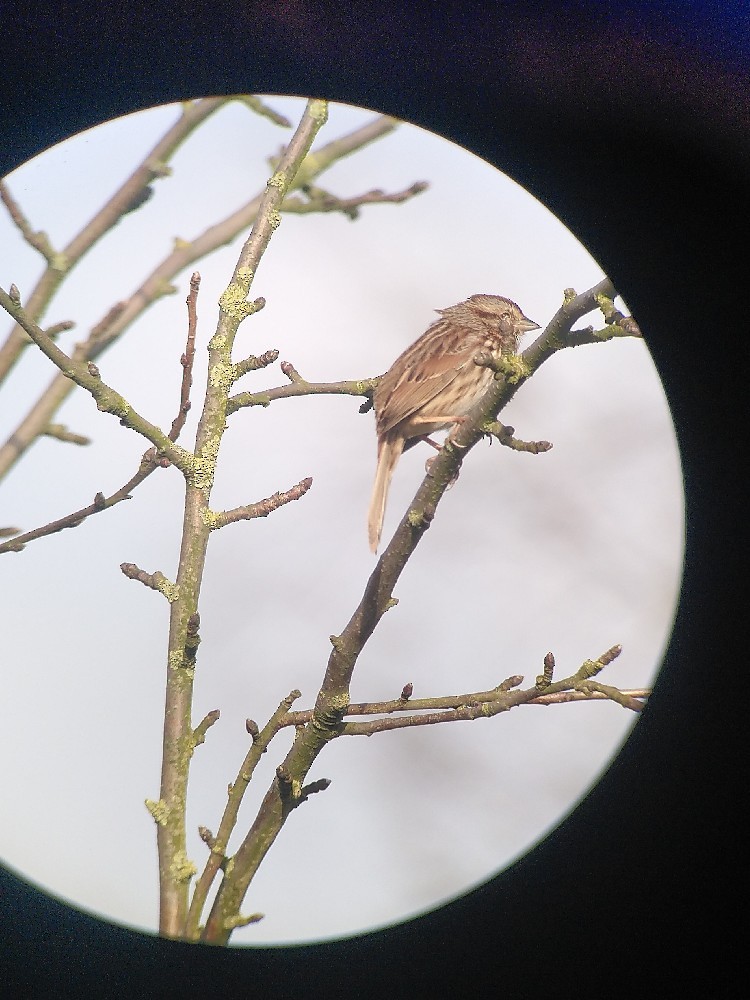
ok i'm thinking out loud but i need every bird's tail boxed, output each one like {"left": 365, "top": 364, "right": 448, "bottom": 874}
{"left": 367, "top": 436, "right": 403, "bottom": 553}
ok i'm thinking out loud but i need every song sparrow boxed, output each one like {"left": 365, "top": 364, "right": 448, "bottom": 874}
{"left": 367, "top": 294, "right": 539, "bottom": 552}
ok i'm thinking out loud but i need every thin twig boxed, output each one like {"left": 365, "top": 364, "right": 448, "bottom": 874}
{"left": 0, "top": 450, "right": 161, "bottom": 554}
{"left": 201, "top": 282, "right": 643, "bottom": 943}
{"left": 184, "top": 690, "right": 302, "bottom": 940}
{"left": 0, "top": 113, "right": 409, "bottom": 482}
{"left": 276, "top": 662, "right": 648, "bottom": 735}
{"left": 235, "top": 95, "right": 292, "bottom": 128}
{"left": 0, "top": 274, "right": 211, "bottom": 554}
{"left": 0, "top": 97, "right": 231, "bottom": 386}
{"left": 42, "top": 424, "right": 91, "bottom": 446}
{"left": 167, "top": 272, "right": 200, "bottom": 442}
{"left": 281, "top": 180, "right": 428, "bottom": 219}
{"left": 228, "top": 372, "right": 379, "bottom": 413}
{"left": 120, "top": 562, "right": 178, "bottom": 601}
{"left": 212, "top": 478, "right": 313, "bottom": 528}
{"left": 192, "top": 709, "right": 221, "bottom": 747}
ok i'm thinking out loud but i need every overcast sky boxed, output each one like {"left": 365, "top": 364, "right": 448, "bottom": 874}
{"left": 0, "top": 97, "right": 683, "bottom": 944}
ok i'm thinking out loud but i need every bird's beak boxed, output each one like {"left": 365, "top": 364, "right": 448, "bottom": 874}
{"left": 518, "top": 316, "right": 541, "bottom": 333}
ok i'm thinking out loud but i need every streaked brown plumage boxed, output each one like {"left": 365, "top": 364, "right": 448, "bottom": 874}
{"left": 367, "top": 294, "right": 539, "bottom": 552}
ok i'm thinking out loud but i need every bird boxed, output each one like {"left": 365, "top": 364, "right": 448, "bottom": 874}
{"left": 367, "top": 294, "right": 539, "bottom": 552}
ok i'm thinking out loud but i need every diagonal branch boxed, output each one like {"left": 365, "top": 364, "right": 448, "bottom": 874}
{"left": 0, "top": 275, "right": 203, "bottom": 555}
{"left": 234, "top": 95, "right": 293, "bottom": 128}
{"left": 0, "top": 288, "right": 194, "bottom": 458}
{"left": 0, "top": 97, "right": 231, "bottom": 386}
{"left": 1, "top": 454, "right": 156, "bottom": 555}
{"left": 42, "top": 424, "right": 91, "bottom": 445}
{"left": 211, "top": 478, "right": 313, "bottom": 528}
{"left": 200, "top": 282, "right": 643, "bottom": 943}
{"left": 120, "top": 562, "right": 178, "bottom": 601}
{"left": 0, "top": 181, "right": 58, "bottom": 262}
{"left": 0, "top": 113, "right": 410, "bottom": 482}
{"left": 184, "top": 690, "right": 302, "bottom": 941}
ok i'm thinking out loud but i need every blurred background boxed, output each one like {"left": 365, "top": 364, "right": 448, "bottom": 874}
{"left": 0, "top": 96, "right": 683, "bottom": 944}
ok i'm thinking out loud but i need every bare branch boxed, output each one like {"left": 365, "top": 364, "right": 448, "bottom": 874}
{"left": 232, "top": 346, "right": 279, "bottom": 381}
{"left": 337, "top": 662, "right": 645, "bottom": 736}
{"left": 43, "top": 320, "right": 76, "bottom": 340}
{"left": 0, "top": 112, "right": 410, "bottom": 482}
{"left": 296, "top": 777, "right": 332, "bottom": 805}
{"left": 42, "top": 424, "right": 91, "bottom": 446}
{"left": 274, "top": 647, "right": 644, "bottom": 736}
{"left": 224, "top": 912, "right": 265, "bottom": 930}
{"left": 211, "top": 477, "right": 313, "bottom": 528}
{"left": 481, "top": 419, "right": 552, "bottom": 454}
{"left": 281, "top": 180, "right": 428, "bottom": 220}
{"left": 234, "top": 95, "right": 292, "bottom": 128}
{"left": 184, "top": 690, "right": 302, "bottom": 940}
{"left": 120, "top": 563, "right": 178, "bottom": 602}
{"left": 0, "top": 180, "right": 58, "bottom": 262}
{"left": 2, "top": 272, "right": 204, "bottom": 554}
{"left": 529, "top": 688, "right": 650, "bottom": 708}
{"left": 162, "top": 99, "right": 332, "bottom": 940}
{"left": 0, "top": 273, "right": 205, "bottom": 554}
{"left": 167, "top": 272, "right": 200, "bottom": 442}
{"left": 0, "top": 286, "right": 191, "bottom": 471}
{"left": 0, "top": 447, "right": 163, "bottom": 554}
{"left": 192, "top": 710, "right": 221, "bottom": 748}
{"left": 228, "top": 370, "right": 378, "bottom": 413}
{"left": 281, "top": 675, "right": 525, "bottom": 726}
{"left": 0, "top": 97, "right": 231, "bottom": 385}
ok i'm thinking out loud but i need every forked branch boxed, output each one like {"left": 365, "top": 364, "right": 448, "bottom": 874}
{"left": 198, "top": 280, "right": 644, "bottom": 944}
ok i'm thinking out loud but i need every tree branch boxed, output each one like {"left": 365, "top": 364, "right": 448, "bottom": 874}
{"left": 280, "top": 180, "right": 428, "bottom": 220}
{"left": 192, "top": 709, "right": 221, "bottom": 747}
{"left": 481, "top": 420, "right": 553, "bottom": 453}
{"left": 200, "top": 280, "right": 642, "bottom": 943}
{"left": 158, "top": 98, "right": 330, "bottom": 940}
{"left": 274, "top": 648, "right": 647, "bottom": 736}
{"left": 234, "top": 95, "right": 292, "bottom": 128}
{"left": 0, "top": 97, "right": 231, "bottom": 386}
{"left": 184, "top": 690, "right": 302, "bottom": 940}
{"left": 0, "top": 272, "right": 215, "bottom": 554}
{"left": 120, "top": 563, "right": 178, "bottom": 601}
{"left": 42, "top": 423, "right": 91, "bottom": 446}
{"left": 166, "top": 272, "right": 200, "bottom": 443}
{"left": 0, "top": 180, "right": 58, "bottom": 262}
{"left": 0, "top": 286, "right": 192, "bottom": 469}
{"left": 211, "top": 477, "right": 313, "bottom": 528}
{"left": 0, "top": 111, "right": 410, "bottom": 482}
{"left": 227, "top": 370, "right": 378, "bottom": 414}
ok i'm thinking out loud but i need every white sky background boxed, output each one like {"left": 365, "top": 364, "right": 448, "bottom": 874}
{"left": 0, "top": 97, "right": 684, "bottom": 945}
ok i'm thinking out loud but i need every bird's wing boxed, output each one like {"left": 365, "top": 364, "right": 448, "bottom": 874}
{"left": 376, "top": 341, "right": 479, "bottom": 436}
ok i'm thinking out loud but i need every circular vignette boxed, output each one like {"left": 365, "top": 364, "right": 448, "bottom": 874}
{"left": 0, "top": 96, "right": 683, "bottom": 947}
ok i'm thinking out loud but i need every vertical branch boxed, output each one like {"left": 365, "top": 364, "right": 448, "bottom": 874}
{"left": 156, "top": 99, "right": 329, "bottom": 938}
